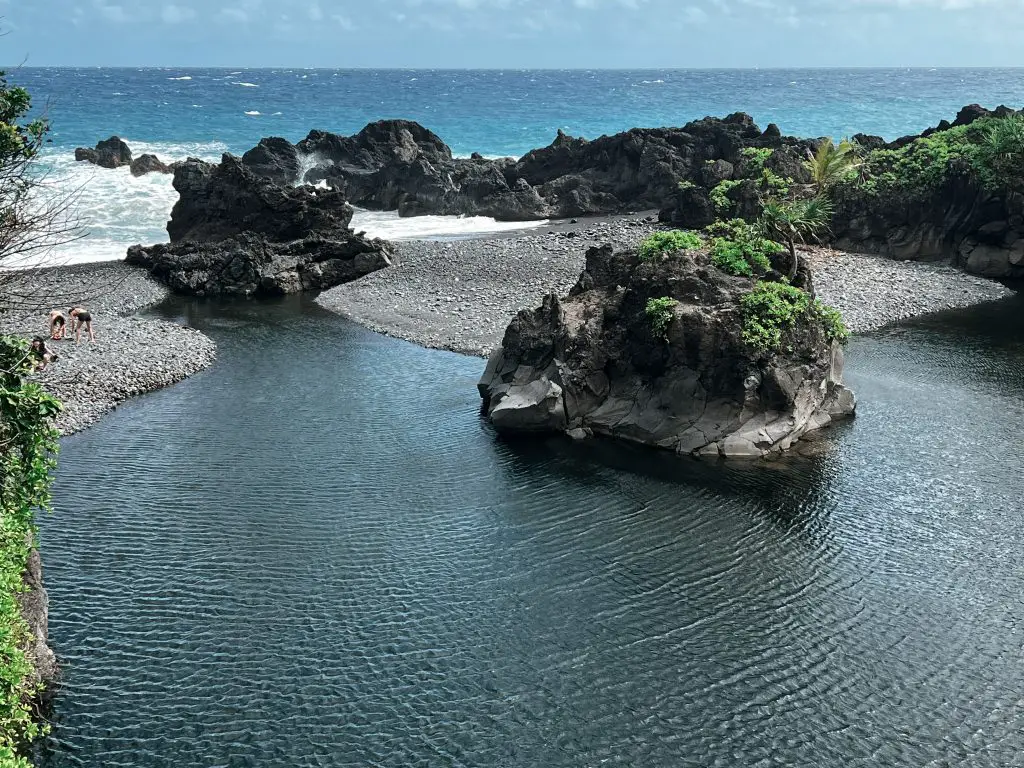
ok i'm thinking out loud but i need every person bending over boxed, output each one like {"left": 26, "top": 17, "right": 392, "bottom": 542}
{"left": 69, "top": 306, "right": 96, "bottom": 343}
{"left": 48, "top": 309, "right": 69, "bottom": 340}
{"left": 29, "top": 337, "right": 58, "bottom": 372}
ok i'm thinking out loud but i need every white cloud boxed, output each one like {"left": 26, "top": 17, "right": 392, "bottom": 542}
{"left": 94, "top": 1, "right": 129, "bottom": 22}
{"left": 219, "top": 7, "right": 248, "bottom": 22}
{"left": 308, "top": 2, "right": 323, "bottom": 20}
{"left": 161, "top": 4, "right": 196, "bottom": 23}
{"left": 332, "top": 13, "right": 355, "bottom": 29}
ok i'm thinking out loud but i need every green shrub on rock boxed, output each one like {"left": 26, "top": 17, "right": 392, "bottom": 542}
{"left": 741, "top": 282, "right": 849, "bottom": 353}
{"left": 638, "top": 230, "right": 703, "bottom": 260}
{"left": 645, "top": 297, "right": 679, "bottom": 340}
{"left": 709, "top": 179, "right": 742, "bottom": 214}
{"left": 705, "top": 219, "right": 780, "bottom": 277}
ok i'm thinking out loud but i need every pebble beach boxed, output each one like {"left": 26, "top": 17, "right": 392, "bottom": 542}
{"left": 0, "top": 262, "right": 217, "bottom": 435}
{"left": 318, "top": 215, "right": 1017, "bottom": 357}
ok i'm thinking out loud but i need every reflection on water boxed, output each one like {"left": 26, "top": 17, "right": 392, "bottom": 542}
{"left": 36, "top": 293, "right": 1024, "bottom": 767}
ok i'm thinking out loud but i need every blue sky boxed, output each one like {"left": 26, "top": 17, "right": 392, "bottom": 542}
{"left": 2, "top": 0, "right": 1023, "bottom": 68}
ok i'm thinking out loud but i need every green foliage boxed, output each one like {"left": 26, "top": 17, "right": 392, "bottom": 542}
{"left": 637, "top": 230, "right": 703, "bottom": 260}
{"left": 805, "top": 138, "right": 862, "bottom": 191}
{"left": 0, "top": 336, "right": 61, "bottom": 765}
{"left": 759, "top": 196, "right": 834, "bottom": 250}
{"left": 849, "top": 116, "right": 1024, "bottom": 198}
{"left": 740, "top": 146, "right": 774, "bottom": 169}
{"left": 645, "top": 297, "right": 679, "bottom": 340}
{"left": 676, "top": 179, "right": 697, "bottom": 191}
{"left": 705, "top": 219, "right": 781, "bottom": 277}
{"left": 709, "top": 179, "right": 741, "bottom": 214}
{"left": 759, "top": 167, "right": 790, "bottom": 197}
{"left": 0, "top": 75, "right": 46, "bottom": 167}
{"left": 741, "top": 282, "right": 849, "bottom": 353}
{"left": 973, "top": 114, "right": 1024, "bottom": 192}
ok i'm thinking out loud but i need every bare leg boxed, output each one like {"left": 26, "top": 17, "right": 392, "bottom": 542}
{"left": 88, "top": 321, "right": 95, "bottom": 342}
{"left": 75, "top": 322, "right": 81, "bottom": 343}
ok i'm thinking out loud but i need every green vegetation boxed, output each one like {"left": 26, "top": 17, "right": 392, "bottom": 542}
{"left": 0, "top": 72, "right": 64, "bottom": 768}
{"left": 676, "top": 179, "right": 697, "bottom": 192}
{"left": 638, "top": 230, "right": 703, "bottom": 260}
{"left": 645, "top": 297, "right": 679, "bottom": 340}
{"left": 741, "top": 282, "right": 848, "bottom": 353}
{"left": 709, "top": 179, "right": 742, "bottom": 214}
{"left": 740, "top": 146, "right": 774, "bottom": 169}
{"left": 0, "top": 338, "right": 61, "bottom": 768}
{"left": 705, "top": 219, "right": 781, "bottom": 277}
{"left": 805, "top": 138, "right": 862, "bottom": 191}
{"left": 757, "top": 196, "right": 834, "bottom": 280}
{"left": 850, "top": 114, "right": 1024, "bottom": 198}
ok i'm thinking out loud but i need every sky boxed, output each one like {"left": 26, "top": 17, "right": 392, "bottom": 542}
{"left": 2, "top": 0, "right": 1023, "bottom": 68}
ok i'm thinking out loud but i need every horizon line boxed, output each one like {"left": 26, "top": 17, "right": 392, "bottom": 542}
{"left": 8, "top": 65, "right": 1024, "bottom": 71}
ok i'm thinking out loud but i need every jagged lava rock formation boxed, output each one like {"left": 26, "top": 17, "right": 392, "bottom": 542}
{"left": 127, "top": 155, "right": 394, "bottom": 297}
{"left": 478, "top": 245, "right": 855, "bottom": 458}
{"left": 239, "top": 116, "right": 812, "bottom": 222}
{"left": 74, "top": 135, "right": 133, "bottom": 169}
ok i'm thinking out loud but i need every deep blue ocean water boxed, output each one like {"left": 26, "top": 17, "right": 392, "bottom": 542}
{"left": 10, "top": 67, "right": 1024, "bottom": 262}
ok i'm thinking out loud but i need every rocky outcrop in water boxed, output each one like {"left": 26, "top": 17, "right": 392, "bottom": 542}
{"left": 478, "top": 244, "right": 855, "bottom": 458}
{"left": 127, "top": 155, "right": 393, "bottom": 297}
{"left": 238, "top": 116, "right": 813, "bottom": 222}
{"left": 831, "top": 105, "right": 1024, "bottom": 279}
{"left": 75, "top": 136, "right": 133, "bottom": 169}
{"left": 129, "top": 153, "right": 175, "bottom": 177}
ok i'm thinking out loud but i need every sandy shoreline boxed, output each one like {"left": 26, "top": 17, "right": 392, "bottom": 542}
{"left": 318, "top": 215, "right": 1017, "bottom": 357}
{"left": 0, "top": 262, "right": 217, "bottom": 436}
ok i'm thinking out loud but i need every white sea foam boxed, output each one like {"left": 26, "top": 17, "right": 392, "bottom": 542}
{"left": 21, "top": 143, "right": 545, "bottom": 268}
{"left": 25, "top": 142, "right": 226, "bottom": 267}
{"left": 350, "top": 209, "right": 548, "bottom": 242}
{"left": 232, "top": 82, "right": 259, "bottom": 87}
{"left": 245, "top": 111, "right": 261, "bottom": 116}
{"left": 168, "top": 76, "right": 193, "bottom": 81}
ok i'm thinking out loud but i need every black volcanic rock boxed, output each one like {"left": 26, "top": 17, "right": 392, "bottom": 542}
{"left": 75, "top": 136, "right": 133, "bottom": 169}
{"left": 127, "top": 153, "right": 393, "bottom": 297}
{"left": 166, "top": 154, "right": 355, "bottom": 243}
{"left": 126, "top": 232, "right": 392, "bottom": 298}
{"left": 478, "top": 244, "right": 854, "bottom": 457}
{"left": 241, "top": 137, "right": 301, "bottom": 186}
{"left": 129, "top": 153, "right": 173, "bottom": 177}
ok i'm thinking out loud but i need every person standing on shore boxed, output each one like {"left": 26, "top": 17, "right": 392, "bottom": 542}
{"left": 69, "top": 307, "right": 96, "bottom": 343}
{"left": 48, "top": 309, "right": 69, "bottom": 340}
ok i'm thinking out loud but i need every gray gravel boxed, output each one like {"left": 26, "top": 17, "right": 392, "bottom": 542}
{"left": 318, "top": 215, "right": 659, "bottom": 356}
{"left": 319, "top": 217, "right": 1017, "bottom": 357}
{"left": 806, "top": 247, "right": 1015, "bottom": 332}
{"left": 0, "top": 262, "right": 217, "bottom": 435}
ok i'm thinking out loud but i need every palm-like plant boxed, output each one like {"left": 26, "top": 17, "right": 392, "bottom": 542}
{"left": 758, "top": 196, "right": 834, "bottom": 281}
{"left": 805, "top": 138, "right": 862, "bottom": 191}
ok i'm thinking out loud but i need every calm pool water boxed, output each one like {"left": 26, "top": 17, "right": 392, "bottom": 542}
{"left": 35, "top": 293, "right": 1024, "bottom": 767}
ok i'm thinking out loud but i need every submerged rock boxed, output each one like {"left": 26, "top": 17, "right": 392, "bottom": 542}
{"left": 127, "top": 154, "right": 393, "bottom": 297}
{"left": 478, "top": 244, "right": 854, "bottom": 458}
{"left": 74, "top": 135, "right": 133, "bottom": 169}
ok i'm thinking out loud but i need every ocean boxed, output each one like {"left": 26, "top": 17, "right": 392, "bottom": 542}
{"left": 14, "top": 67, "right": 1024, "bottom": 264}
